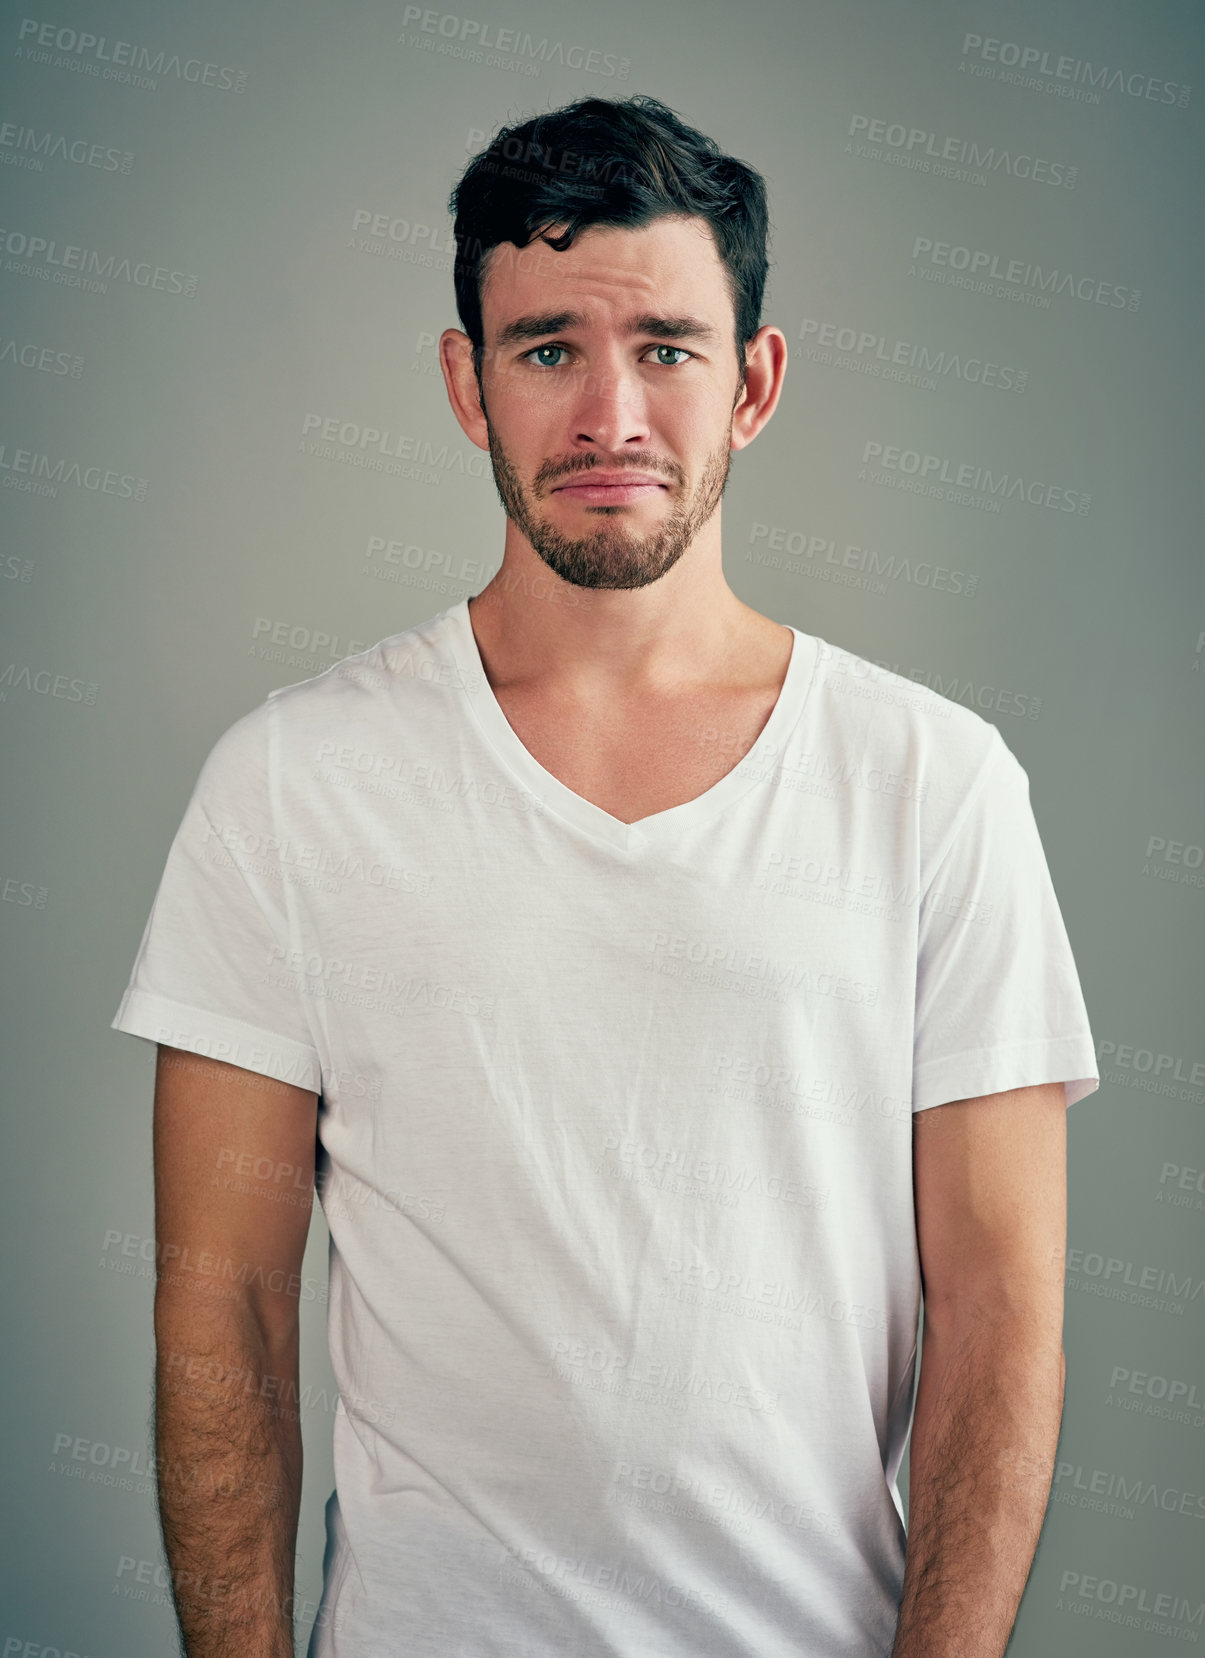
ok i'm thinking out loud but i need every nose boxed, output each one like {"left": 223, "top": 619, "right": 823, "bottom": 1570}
{"left": 568, "top": 357, "right": 652, "bottom": 451}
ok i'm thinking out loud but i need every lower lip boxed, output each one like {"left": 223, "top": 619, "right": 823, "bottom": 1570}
{"left": 553, "top": 482, "right": 667, "bottom": 504}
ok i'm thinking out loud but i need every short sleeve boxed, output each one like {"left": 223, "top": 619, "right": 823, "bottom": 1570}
{"left": 912, "top": 725, "right": 1099, "bottom": 1113}
{"left": 110, "top": 695, "right": 323, "bottom": 1091}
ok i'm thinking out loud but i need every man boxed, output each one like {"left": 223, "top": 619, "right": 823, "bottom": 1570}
{"left": 112, "top": 94, "right": 1099, "bottom": 1658}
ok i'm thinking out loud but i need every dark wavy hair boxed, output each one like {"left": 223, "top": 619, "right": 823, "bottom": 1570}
{"left": 447, "top": 95, "right": 772, "bottom": 396}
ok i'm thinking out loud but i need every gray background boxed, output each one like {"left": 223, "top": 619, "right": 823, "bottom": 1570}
{"left": 2, "top": 0, "right": 1202, "bottom": 1651}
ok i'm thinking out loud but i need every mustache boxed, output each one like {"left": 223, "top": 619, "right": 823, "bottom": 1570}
{"left": 535, "top": 454, "right": 683, "bottom": 489}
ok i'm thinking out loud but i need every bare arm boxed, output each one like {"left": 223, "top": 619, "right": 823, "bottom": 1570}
{"left": 152, "top": 1044, "right": 320, "bottom": 1657}
{"left": 890, "top": 1081, "right": 1067, "bottom": 1658}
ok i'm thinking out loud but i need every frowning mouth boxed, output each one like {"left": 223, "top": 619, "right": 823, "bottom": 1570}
{"left": 550, "top": 472, "right": 670, "bottom": 503}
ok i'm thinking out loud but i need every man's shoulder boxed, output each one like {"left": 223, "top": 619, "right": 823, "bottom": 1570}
{"left": 197, "top": 604, "right": 474, "bottom": 781}
{"left": 807, "top": 633, "right": 999, "bottom": 746}
{"left": 232, "top": 603, "right": 488, "bottom": 748}
{"left": 794, "top": 629, "right": 1012, "bottom": 829}
{"left": 271, "top": 602, "right": 472, "bottom": 711}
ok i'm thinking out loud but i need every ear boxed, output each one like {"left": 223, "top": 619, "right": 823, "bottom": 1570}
{"left": 440, "top": 329, "right": 490, "bottom": 450}
{"left": 731, "top": 326, "right": 788, "bottom": 452}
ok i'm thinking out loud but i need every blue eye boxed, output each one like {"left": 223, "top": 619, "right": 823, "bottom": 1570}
{"left": 521, "top": 344, "right": 694, "bottom": 368}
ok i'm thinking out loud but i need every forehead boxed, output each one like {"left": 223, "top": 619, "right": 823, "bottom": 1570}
{"left": 479, "top": 215, "right": 731, "bottom": 331}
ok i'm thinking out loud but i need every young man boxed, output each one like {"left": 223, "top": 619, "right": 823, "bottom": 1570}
{"left": 112, "top": 94, "right": 1099, "bottom": 1658}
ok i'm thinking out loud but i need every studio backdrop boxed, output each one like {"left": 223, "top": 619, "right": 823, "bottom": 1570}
{"left": 2, "top": 0, "right": 1202, "bottom": 1652}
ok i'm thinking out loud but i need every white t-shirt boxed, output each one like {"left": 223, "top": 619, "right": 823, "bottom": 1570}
{"left": 112, "top": 597, "right": 1099, "bottom": 1657}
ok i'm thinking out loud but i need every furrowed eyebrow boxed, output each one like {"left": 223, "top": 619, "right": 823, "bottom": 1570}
{"left": 494, "top": 310, "right": 720, "bottom": 349}
{"left": 631, "top": 313, "right": 720, "bottom": 345}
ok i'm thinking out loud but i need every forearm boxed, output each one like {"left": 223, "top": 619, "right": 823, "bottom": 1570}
{"left": 890, "top": 1308, "right": 1064, "bottom": 1658}
{"left": 154, "top": 1296, "right": 303, "bottom": 1657}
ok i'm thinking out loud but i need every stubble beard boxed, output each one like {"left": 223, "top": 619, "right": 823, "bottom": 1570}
{"left": 484, "top": 413, "right": 734, "bottom": 592}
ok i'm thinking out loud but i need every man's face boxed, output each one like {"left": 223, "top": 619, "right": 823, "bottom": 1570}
{"left": 475, "top": 215, "right": 745, "bottom": 591}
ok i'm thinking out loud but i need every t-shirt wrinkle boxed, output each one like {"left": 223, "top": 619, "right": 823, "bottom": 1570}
{"left": 918, "top": 724, "right": 1003, "bottom": 898}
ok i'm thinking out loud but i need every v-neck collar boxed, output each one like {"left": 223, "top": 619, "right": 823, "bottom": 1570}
{"left": 445, "top": 597, "right": 818, "bottom": 852}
